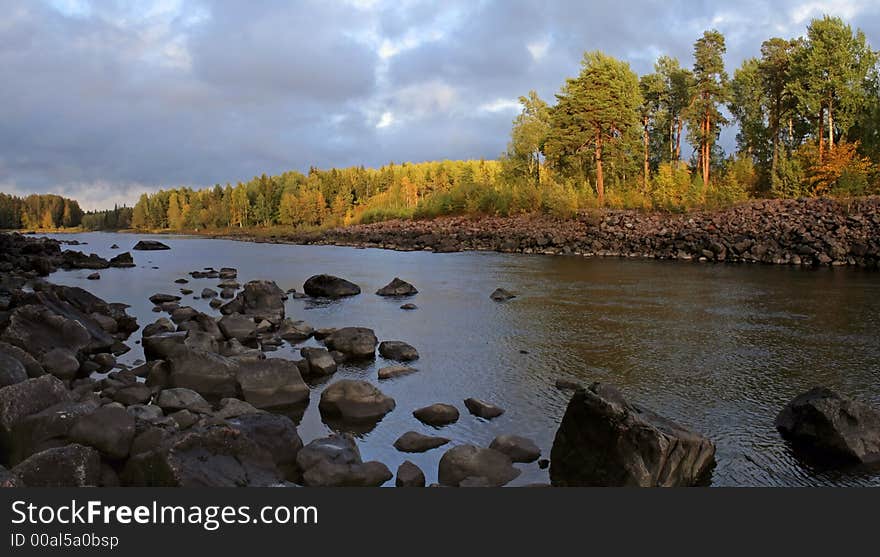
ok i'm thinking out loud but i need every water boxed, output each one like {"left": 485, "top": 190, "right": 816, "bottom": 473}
{"left": 44, "top": 232, "right": 880, "bottom": 486}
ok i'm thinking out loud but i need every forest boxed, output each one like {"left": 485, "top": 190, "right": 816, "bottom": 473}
{"left": 6, "top": 16, "right": 880, "bottom": 232}
{"left": 0, "top": 193, "right": 84, "bottom": 230}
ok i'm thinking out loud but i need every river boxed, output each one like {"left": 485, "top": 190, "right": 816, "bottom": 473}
{"left": 44, "top": 232, "right": 880, "bottom": 486}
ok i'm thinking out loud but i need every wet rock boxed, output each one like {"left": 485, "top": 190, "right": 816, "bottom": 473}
{"left": 413, "top": 403, "right": 459, "bottom": 427}
{"left": 296, "top": 433, "right": 391, "bottom": 487}
{"left": 2, "top": 305, "right": 90, "bottom": 362}
{"left": 489, "top": 435, "right": 541, "bottom": 463}
{"left": 201, "top": 288, "right": 218, "bottom": 299}
{"left": 278, "top": 319, "right": 314, "bottom": 341}
{"left": 319, "top": 380, "right": 395, "bottom": 422}
{"left": 109, "top": 252, "right": 135, "bottom": 268}
{"left": 166, "top": 347, "right": 240, "bottom": 399}
{"left": 490, "top": 288, "right": 516, "bottom": 301}
{"left": 0, "top": 376, "right": 72, "bottom": 443}
{"left": 378, "top": 340, "right": 419, "bottom": 362}
{"left": 378, "top": 365, "right": 417, "bottom": 380}
{"left": 300, "top": 347, "right": 337, "bottom": 376}
{"left": 169, "top": 409, "right": 199, "bottom": 429}
{"left": 555, "top": 378, "right": 584, "bottom": 391}
{"left": 775, "top": 387, "right": 880, "bottom": 465}
{"left": 149, "top": 293, "right": 181, "bottom": 305}
{"left": 218, "top": 280, "right": 240, "bottom": 290}
{"left": 0, "top": 352, "right": 28, "bottom": 387}
{"left": 236, "top": 358, "right": 309, "bottom": 409}
{"left": 110, "top": 244, "right": 119, "bottom": 249}
{"left": 155, "top": 387, "right": 212, "bottom": 414}
{"left": 87, "top": 272, "right": 100, "bottom": 280}
{"left": 323, "top": 327, "right": 378, "bottom": 360}
{"left": 218, "top": 313, "right": 257, "bottom": 342}
{"left": 133, "top": 240, "right": 170, "bottom": 251}
{"left": 438, "top": 445, "right": 521, "bottom": 487}
{"left": 550, "top": 383, "right": 716, "bottom": 487}
{"left": 69, "top": 406, "right": 136, "bottom": 460}
{"left": 12, "top": 444, "right": 102, "bottom": 487}
{"left": 464, "top": 397, "right": 505, "bottom": 419}
{"left": 220, "top": 280, "right": 285, "bottom": 323}
{"left": 376, "top": 277, "right": 418, "bottom": 297}
{"left": 0, "top": 341, "right": 45, "bottom": 378}
{"left": 228, "top": 413, "right": 302, "bottom": 480}
{"left": 303, "top": 274, "right": 361, "bottom": 298}
{"left": 396, "top": 460, "right": 425, "bottom": 487}
{"left": 174, "top": 278, "right": 189, "bottom": 284}
{"left": 393, "top": 431, "right": 450, "bottom": 453}
{"left": 143, "top": 317, "right": 176, "bottom": 338}
{"left": 41, "top": 348, "right": 80, "bottom": 380}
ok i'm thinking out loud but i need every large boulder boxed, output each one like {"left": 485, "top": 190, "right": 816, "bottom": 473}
{"left": 40, "top": 348, "right": 80, "bottom": 379}
{"left": 376, "top": 278, "right": 418, "bottom": 297}
{"left": 378, "top": 341, "right": 419, "bottom": 362}
{"left": 300, "top": 347, "right": 337, "bottom": 376}
{"left": 550, "top": 383, "right": 716, "bottom": 487}
{"left": 12, "top": 444, "right": 102, "bottom": 487}
{"left": 133, "top": 240, "right": 170, "bottom": 250}
{"left": 228, "top": 413, "right": 302, "bottom": 480}
{"left": 236, "top": 358, "right": 309, "bottom": 409}
{"left": 0, "top": 352, "right": 27, "bottom": 387}
{"left": 142, "top": 317, "right": 176, "bottom": 338}
{"left": 218, "top": 313, "right": 257, "bottom": 342}
{"left": 8, "top": 399, "right": 100, "bottom": 464}
{"left": 324, "top": 327, "right": 378, "bottom": 360}
{"left": 0, "top": 341, "right": 45, "bottom": 378}
{"left": 68, "top": 406, "right": 136, "bottom": 460}
{"left": 303, "top": 274, "right": 361, "bottom": 298}
{"left": 318, "top": 380, "right": 395, "bottom": 422}
{"left": 155, "top": 388, "right": 212, "bottom": 414}
{"left": 142, "top": 331, "right": 187, "bottom": 361}
{"left": 0, "top": 376, "right": 72, "bottom": 446}
{"left": 775, "top": 387, "right": 880, "bottom": 465}
{"left": 109, "top": 252, "right": 135, "bottom": 268}
{"left": 166, "top": 346, "right": 240, "bottom": 399}
{"left": 438, "top": 445, "right": 521, "bottom": 487}
{"left": 121, "top": 426, "right": 282, "bottom": 487}
{"left": 220, "top": 280, "right": 285, "bottom": 323}
{"left": 295, "top": 433, "right": 391, "bottom": 487}
{"left": 1, "top": 305, "right": 90, "bottom": 361}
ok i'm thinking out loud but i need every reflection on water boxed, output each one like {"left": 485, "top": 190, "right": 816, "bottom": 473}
{"left": 46, "top": 232, "right": 880, "bottom": 486}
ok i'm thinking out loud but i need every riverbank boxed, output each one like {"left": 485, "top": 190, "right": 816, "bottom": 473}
{"left": 210, "top": 197, "right": 880, "bottom": 268}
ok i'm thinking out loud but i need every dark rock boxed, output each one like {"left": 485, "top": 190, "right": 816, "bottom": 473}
{"left": 174, "top": 278, "right": 189, "bottom": 284}
{"left": 212, "top": 398, "right": 261, "bottom": 420}
{"left": 303, "top": 274, "right": 361, "bottom": 298}
{"left": 378, "top": 340, "right": 419, "bottom": 362}
{"left": 69, "top": 406, "right": 135, "bottom": 459}
{"left": 87, "top": 272, "right": 100, "bottom": 280}
{"left": 220, "top": 288, "right": 235, "bottom": 299}
{"left": 41, "top": 347, "right": 80, "bottom": 379}
{"left": 550, "top": 383, "right": 716, "bottom": 487}
{"left": 12, "top": 444, "right": 102, "bottom": 487}
{"left": 0, "top": 352, "right": 28, "bottom": 387}
{"left": 109, "top": 252, "right": 135, "bottom": 268}
{"left": 220, "top": 280, "right": 285, "bottom": 323}
{"left": 413, "top": 403, "right": 459, "bottom": 426}
{"left": 296, "top": 433, "right": 391, "bottom": 487}
{"left": 8, "top": 399, "right": 100, "bottom": 464}
{"left": 142, "top": 331, "right": 187, "bottom": 360}
{"left": 236, "top": 358, "right": 309, "bottom": 409}
{"left": 300, "top": 347, "right": 337, "bottom": 376}
{"left": 489, "top": 435, "right": 541, "bottom": 463}
{"left": 0, "top": 465, "right": 25, "bottom": 486}
{"left": 555, "top": 378, "right": 584, "bottom": 390}
{"left": 490, "top": 288, "right": 516, "bottom": 301}
{"left": 438, "top": 445, "right": 521, "bottom": 487}
{"left": 0, "top": 376, "right": 72, "bottom": 446}
{"left": 228, "top": 413, "right": 302, "bottom": 480}
{"left": 378, "top": 365, "right": 417, "bottom": 380}
{"left": 538, "top": 458, "right": 549, "bottom": 469}
{"left": 319, "top": 380, "right": 395, "bottom": 422}
{"left": 111, "top": 383, "right": 152, "bottom": 405}
{"left": 278, "top": 319, "right": 314, "bottom": 341}
{"left": 126, "top": 404, "right": 163, "bottom": 421}
{"left": 209, "top": 298, "right": 223, "bottom": 309}
{"left": 396, "top": 460, "right": 425, "bottom": 487}
{"left": 324, "top": 327, "right": 377, "bottom": 360}
{"left": 149, "top": 293, "right": 181, "bottom": 305}
{"left": 155, "top": 388, "right": 212, "bottom": 413}
{"left": 2, "top": 305, "right": 90, "bottom": 362}
{"left": 376, "top": 277, "right": 418, "bottom": 297}
{"left": 143, "top": 317, "right": 176, "bottom": 337}
{"left": 201, "top": 288, "right": 218, "bottom": 299}
{"left": 400, "top": 303, "right": 418, "bottom": 310}
{"left": 313, "top": 327, "right": 336, "bottom": 340}
{"left": 0, "top": 341, "right": 45, "bottom": 378}
{"left": 133, "top": 240, "right": 170, "bottom": 251}
{"left": 92, "top": 352, "right": 116, "bottom": 371}
{"left": 166, "top": 346, "right": 239, "bottom": 399}
{"left": 464, "top": 397, "right": 505, "bottom": 419}
{"left": 775, "top": 387, "right": 880, "bottom": 465}
{"left": 393, "top": 431, "right": 450, "bottom": 453}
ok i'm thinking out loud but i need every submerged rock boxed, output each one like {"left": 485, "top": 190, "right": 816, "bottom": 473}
{"left": 319, "top": 380, "right": 395, "bottom": 422}
{"left": 489, "top": 435, "right": 541, "bottom": 463}
{"left": 303, "top": 274, "right": 361, "bottom": 298}
{"left": 464, "top": 397, "right": 505, "bottom": 419}
{"left": 438, "top": 445, "right": 521, "bottom": 487}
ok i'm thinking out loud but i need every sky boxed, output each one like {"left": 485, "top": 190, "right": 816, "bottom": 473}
{"left": 1, "top": 0, "right": 878, "bottom": 210}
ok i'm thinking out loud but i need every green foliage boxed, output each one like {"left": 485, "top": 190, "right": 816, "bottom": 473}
{"left": 0, "top": 193, "right": 83, "bottom": 230}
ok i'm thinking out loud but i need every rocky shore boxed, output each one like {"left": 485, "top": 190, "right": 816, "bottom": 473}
{"left": 250, "top": 197, "right": 880, "bottom": 268}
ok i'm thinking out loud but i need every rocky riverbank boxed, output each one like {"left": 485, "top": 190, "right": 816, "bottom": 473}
{"left": 242, "top": 197, "right": 880, "bottom": 268}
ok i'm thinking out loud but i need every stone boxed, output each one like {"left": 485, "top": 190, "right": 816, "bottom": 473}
{"left": 201, "top": 288, "right": 218, "bottom": 299}
{"left": 319, "top": 380, "right": 395, "bottom": 422}
{"left": 166, "top": 347, "right": 240, "bottom": 399}
{"left": 69, "top": 406, "right": 136, "bottom": 459}
{"left": 378, "top": 365, "right": 418, "bottom": 380}
{"left": 0, "top": 352, "right": 28, "bottom": 387}
{"left": 220, "top": 280, "right": 286, "bottom": 322}
{"left": 296, "top": 433, "right": 391, "bottom": 487}
{"left": 489, "top": 435, "right": 541, "bottom": 463}
{"left": 109, "top": 252, "right": 135, "bottom": 268}
{"left": 0, "top": 375, "right": 72, "bottom": 441}
{"left": 0, "top": 341, "right": 45, "bottom": 378}
{"left": 396, "top": 460, "right": 425, "bottom": 487}
{"left": 155, "top": 388, "right": 212, "bottom": 414}
{"left": 126, "top": 404, "right": 164, "bottom": 422}
{"left": 2, "top": 305, "right": 90, "bottom": 361}
{"left": 413, "top": 403, "right": 459, "bottom": 426}
{"left": 278, "top": 319, "right": 314, "bottom": 341}
{"left": 142, "top": 331, "right": 187, "bottom": 360}
{"left": 400, "top": 303, "right": 418, "bottom": 310}
{"left": 490, "top": 288, "right": 516, "bottom": 301}
{"left": 236, "top": 358, "right": 309, "bottom": 409}
{"left": 324, "top": 327, "right": 378, "bottom": 360}
{"left": 87, "top": 272, "right": 100, "bottom": 280}
{"left": 228, "top": 413, "right": 302, "bottom": 480}
{"left": 149, "top": 293, "right": 181, "bottom": 304}
{"left": 393, "top": 431, "right": 450, "bottom": 453}
{"left": 438, "top": 445, "right": 521, "bottom": 487}
{"left": 550, "top": 383, "right": 716, "bottom": 487}
{"left": 300, "top": 347, "right": 337, "bottom": 376}
{"left": 41, "top": 348, "right": 80, "bottom": 380}
{"left": 110, "top": 383, "right": 152, "bottom": 406}
{"left": 303, "top": 274, "right": 361, "bottom": 298}
{"left": 12, "top": 444, "right": 102, "bottom": 487}
{"left": 8, "top": 399, "right": 100, "bottom": 464}
{"left": 213, "top": 398, "right": 262, "bottom": 420}
{"left": 376, "top": 277, "right": 418, "bottom": 297}
{"left": 378, "top": 340, "right": 419, "bottom": 362}
{"left": 133, "top": 240, "right": 170, "bottom": 250}
{"left": 464, "top": 397, "right": 505, "bottom": 419}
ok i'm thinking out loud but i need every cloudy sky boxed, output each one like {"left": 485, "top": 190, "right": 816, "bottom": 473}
{"left": 1, "top": 0, "right": 878, "bottom": 209}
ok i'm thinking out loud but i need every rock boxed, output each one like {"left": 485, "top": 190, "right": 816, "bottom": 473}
{"left": 218, "top": 313, "right": 257, "bottom": 342}
{"left": 87, "top": 272, "right": 100, "bottom": 280}
{"left": 323, "top": 327, "right": 378, "bottom": 360}
{"left": 109, "top": 252, "right": 135, "bottom": 268}
{"left": 396, "top": 460, "right": 425, "bottom": 487}
{"left": 169, "top": 409, "right": 199, "bottom": 429}
{"left": 174, "top": 278, "right": 189, "bottom": 284}
{"left": 0, "top": 465, "right": 25, "bottom": 487}
{"left": 127, "top": 404, "right": 164, "bottom": 421}
{"left": 0, "top": 352, "right": 28, "bottom": 387}
{"left": 319, "top": 380, "right": 395, "bottom": 422}
{"left": 171, "top": 306, "right": 198, "bottom": 324}
{"left": 201, "top": 288, "right": 218, "bottom": 299}
{"left": 296, "top": 433, "right": 391, "bottom": 487}
{"left": 489, "top": 435, "right": 541, "bottom": 463}
{"left": 220, "top": 280, "right": 285, "bottom": 323}
{"left": 110, "top": 244, "right": 119, "bottom": 249}
{"left": 69, "top": 406, "right": 136, "bottom": 460}
{"left": 438, "top": 445, "right": 521, "bottom": 487}
{"left": 236, "top": 358, "right": 309, "bottom": 409}
{"left": 166, "top": 347, "right": 240, "bottom": 399}
{"left": 555, "top": 378, "right": 584, "bottom": 390}
{"left": 400, "top": 303, "right": 418, "bottom": 310}
{"left": 122, "top": 425, "right": 282, "bottom": 487}
{"left": 92, "top": 352, "right": 116, "bottom": 370}
{"left": 228, "top": 413, "right": 302, "bottom": 480}
{"left": 155, "top": 388, "right": 212, "bottom": 413}
{"left": 378, "top": 365, "right": 417, "bottom": 380}
{"left": 550, "top": 383, "right": 716, "bottom": 487}
{"left": 393, "top": 431, "right": 450, "bottom": 453}
{"left": 0, "top": 341, "right": 45, "bottom": 378}
{"left": 775, "top": 387, "right": 880, "bottom": 465}
{"left": 376, "top": 277, "right": 418, "bottom": 297}
{"left": 213, "top": 398, "right": 262, "bottom": 420}
{"left": 209, "top": 298, "right": 223, "bottom": 309}
{"left": 12, "top": 444, "right": 102, "bottom": 487}
{"left": 142, "top": 331, "right": 187, "bottom": 360}
{"left": 378, "top": 340, "right": 419, "bottom": 362}
{"left": 313, "top": 327, "right": 336, "bottom": 340}
{"left": 2, "top": 305, "right": 90, "bottom": 361}
{"left": 143, "top": 317, "right": 176, "bottom": 338}
{"left": 490, "top": 288, "right": 516, "bottom": 301}
{"left": 0, "top": 376, "right": 72, "bottom": 444}
{"left": 149, "top": 293, "right": 181, "bottom": 305}
{"left": 413, "top": 403, "right": 459, "bottom": 426}
{"left": 133, "top": 240, "right": 170, "bottom": 251}
{"left": 8, "top": 399, "right": 100, "bottom": 464}
{"left": 219, "top": 268, "right": 237, "bottom": 279}
{"left": 218, "top": 279, "right": 240, "bottom": 289}
{"left": 464, "top": 397, "right": 505, "bottom": 419}
{"left": 303, "top": 274, "right": 361, "bottom": 298}
{"left": 183, "top": 330, "right": 219, "bottom": 353}
{"left": 41, "top": 348, "right": 80, "bottom": 379}
{"left": 300, "top": 347, "right": 337, "bottom": 376}
{"left": 220, "top": 288, "right": 235, "bottom": 299}
{"left": 278, "top": 319, "right": 314, "bottom": 341}
{"left": 111, "top": 383, "right": 152, "bottom": 405}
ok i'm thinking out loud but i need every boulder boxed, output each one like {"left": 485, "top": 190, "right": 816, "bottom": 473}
{"left": 775, "top": 387, "right": 880, "bottom": 465}
{"left": 0, "top": 465, "right": 24, "bottom": 487}
{"left": 300, "top": 347, "right": 337, "bottom": 376}
{"left": 400, "top": 303, "right": 418, "bottom": 310}
{"left": 490, "top": 288, "right": 516, "bottom": 301}
{"left": 41, "top": 348, "right": 80, "bottom": 380}
{"left": 0, "top": 341, "right": 45, "bottom": 378}
{"left": 438, "top": 445, "right": 521, "bottom": 487}
{"left": 87, "top": 272, "right": 100, "bottom": 280}
{"left": 396, "top": 460, "right": 425, "bottom": 487}
{"left": 126, "top": 404, "right": 164, "bottom": 422}
{"left": 69, "top": 406, "right": 136, "bottom": 460}
{"left": 108, "top": 252, "right": 135, "bottom": 268}
{"left": 155, "top": 388, "right": 212, "bottom": 414}
{"left": 166, "top": 347, "right": 240, "bottom": 400}
{"left": 376, "top": 278, "right": 418, "bottom": 297}
{"left": 170, "top": 306, "right": 198, "bottom": 324}
{"left": 149, "top": 293, "right": 181, "bottom": 305}
{"left": 2, "top": 304, "right": 90, "bottom": 360}
{"left": 236, "top": 358, "right": 309, "bottom": 409}
{"left": 220, "top": 280, "right": 285, "bottom": 323}
{"left": 183, "top": 330, "right": 219, "bottom": 353}
{"left": 218, "top": 313, "right": 257, "bottom": 342}
{"left": 0, "top": 375, "right": 72, "bottom": 442}
{"left": 319, "top": 380, "right": 395, "bottom": 422}
{"left": 464, "top": 397, "right": 505, "bottom": 419}
{"left": 122, "top": 426, "right": 282, "bottom": 487}
{"left": 110, "top": 383, "right": 152, "bottom": 406}
{"left": 378, "top": 365, "right": 417, "bottom": 380}
{"left": 393, "top": 431, "right": 450, "bottom": 453}
{"left": 413, "top": 403, "right": 459, "bottom": 426}
{"left": 133, "top": 240, "right": 170, "bottom": 251}
{"left": 303, "top": 274, "right": 361, "bottom": 298}
{"left": 212, "top": 398, "right": 262, "bottom": 420}
{"left": 324, "top": 327, "right": 378, "bottom": 360}
{"left": 0, "top": 352, "right": 28, "bottom": 387}
{"left": 296, "top": 433, "right": 391, "bottom": 487}
{"left": 142, "top": 331, "right": 187, "bottom": 360}
{"left": 201, "top": 288, "right": 218, "bottom": 299}
{"left": 12, "top": 444, "right": 102, "bottom": 487}
{"left": 8, "top": 399, "right": 100, "bottom": 464}
{"left": 228, "top": 413, "right": 302, "bottom": 480}
{"left": 378, "top": 340, "right": 419, "bottom": 362}
{"left": 550, "top": 383, "right": 716, "bottom": 487}
{"left": 489, "top": 435, "right": 541, "bottom": 463}
{"left": 278, "top": 319, "right": 314, "bottom": 342}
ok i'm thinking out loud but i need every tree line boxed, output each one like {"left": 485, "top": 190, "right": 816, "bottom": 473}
{"left": 0, "top": 193, "right": 84, "bottom": 230}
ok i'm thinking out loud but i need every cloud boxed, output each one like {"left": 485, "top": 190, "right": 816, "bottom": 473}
{"left": 0, "top": 0, "right": 878, "bottom": 209}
